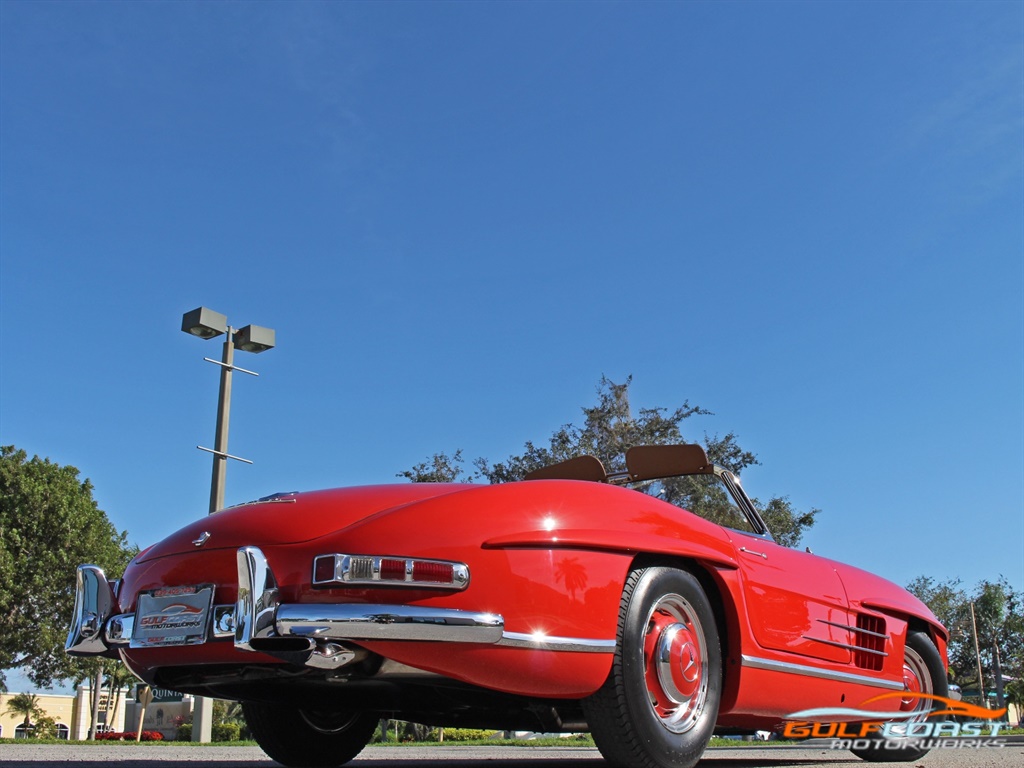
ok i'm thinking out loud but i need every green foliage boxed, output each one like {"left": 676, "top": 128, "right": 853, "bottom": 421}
{"left": 213, "top": 698, "right": 249, "bottom": 740}
{"left": 0, "top": 446, "right": 138, "bottom": 691}
{"left": 754, "top": 496, "right": 820, "bottom": 549}
{"left": 1005, "top": 679, "right": 1024, "bottom": 709}
{"left": 72, "top": 659, "right": 138, "bottom": 739}
{"left": 211, "top": 721, "right": 240, "bottom": 742}
{"left": 906, "top": 575, "right": 1023, "bottom": 704}
{"left": 373, "top": 719, "right": 437, "bottom": 742}
{"left": 400, "top": 377, "right": 820, "bottom": 547}
{"left": 2, "top": 692, "right": 44, "bottom": 728}
{"left": 475, "top": 376, "right": 712, "bottom": 483}
{"left": 30, "top": 714, "right": 58, "bottom": 739}
{"left": 169, "top": 701, "right": 247, "bottom": 741}
{"left": 397, "top": 450, "right": 471, "bottom": 483}
{"left": 439, "top": 728, "right": 497, "bottom": 741}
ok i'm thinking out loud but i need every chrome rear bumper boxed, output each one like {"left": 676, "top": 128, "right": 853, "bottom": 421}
{"left": 66, "top": 546, "right": 505, "bottom": 669}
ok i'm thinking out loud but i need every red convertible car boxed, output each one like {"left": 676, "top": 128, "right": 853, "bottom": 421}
{"left": 67, "top": 444, "right": 947, "bottom": 768}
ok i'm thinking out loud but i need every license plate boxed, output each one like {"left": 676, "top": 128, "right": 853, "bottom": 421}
{"left": 131, "top": 585, "right": 214, "bottom": 648}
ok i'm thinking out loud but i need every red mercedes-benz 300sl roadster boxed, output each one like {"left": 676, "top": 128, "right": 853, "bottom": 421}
{"left": 67, "top": 444, "right": 947, "bottom": 768}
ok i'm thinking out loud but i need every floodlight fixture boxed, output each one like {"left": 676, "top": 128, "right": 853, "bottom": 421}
{"left": 181, "top": 307, "right": 228, "bottom": 339}
{"left": 235, "top": 324, "right": 275, "bottom": 353}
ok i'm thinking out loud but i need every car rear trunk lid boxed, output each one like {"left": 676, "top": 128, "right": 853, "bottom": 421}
{"left": 135, "top": 484, "right": 470, "bottom": 563}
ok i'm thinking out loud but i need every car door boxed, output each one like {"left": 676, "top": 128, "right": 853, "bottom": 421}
{"left": 733, "top": 533, "right": 855, "bottom": 664}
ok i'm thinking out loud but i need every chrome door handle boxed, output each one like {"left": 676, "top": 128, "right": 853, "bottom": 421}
{"left": 739, "top": 547, "right": 767, "bottom": 559}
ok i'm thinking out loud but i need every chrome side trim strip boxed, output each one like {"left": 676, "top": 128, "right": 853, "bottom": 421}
{"left": 497, "top": 632, "right": 616, "bottom": 653}
{"left": 800, "top": 635, "right": 888, "bottom": 657}
{"left": 741, "top": 654, "right": 902, "bottom": 690}
{"left": 276, "top": 604, "right": 505, "bottom": 644}
{"left": 816, "top": 618, "right": 890, "bottom": 640}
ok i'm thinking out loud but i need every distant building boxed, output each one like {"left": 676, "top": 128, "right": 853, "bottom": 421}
{"left": 1, "top": 682, "right": 201, "bottom": 741}
{"left": 0, "top": 685, "right": 126, "bottom": 740}
{"left": 123, "top": 687, "right": 193, "bottom": 739}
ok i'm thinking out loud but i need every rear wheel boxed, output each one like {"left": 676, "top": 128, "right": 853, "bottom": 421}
{"left": 583, "top": 566, "right": 722, "bottom": 768}
{"left": 243, "top": 701, "right": 377, "bottom": 767}
{"left": 850, "top": 630, "right": 947, "bottom": 762}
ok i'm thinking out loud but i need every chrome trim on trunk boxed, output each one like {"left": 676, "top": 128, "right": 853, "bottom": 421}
{"left": 741, "top": 654, "right": 902, "bottom": 690}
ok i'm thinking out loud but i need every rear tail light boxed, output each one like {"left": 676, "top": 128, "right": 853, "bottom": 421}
{"left": 412, "top": 560, "right": 454, "bottom": 583}
{"left": 312, "top": 554, "right": 469, "bottom": 590}
{"left": 379, "top": 558, "right": 407, "bottom": 581}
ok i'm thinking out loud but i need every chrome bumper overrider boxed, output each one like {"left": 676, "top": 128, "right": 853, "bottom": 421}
{"left": 65, "top": 565, "right": 119, "bottom": 655}
{"left": 66, "top": 546, "right": 613, "bottom": 669}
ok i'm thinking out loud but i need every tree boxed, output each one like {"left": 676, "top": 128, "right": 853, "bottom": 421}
{"left": 400, "top": 377, "right": 820, "bottom": 547}
{"left": 104, "top": 661, "right": 137, "bottom": 728}
{"left": 3, "top": 692, "right": 44, "bottom": 733}
{"left": 0, "top": 446, "right": 137, "bottom": 691}
{"left": 906, "top": 575, "right": 1024, "bottom": 706}
{"left": 212, "top": 698, "right": 247, "bottom": 741}
{"left": 1005, "top": 679, "right": 1024, "bottom": 711}
{"left": 397, "top": 450, "right": 471, "bottom": 484}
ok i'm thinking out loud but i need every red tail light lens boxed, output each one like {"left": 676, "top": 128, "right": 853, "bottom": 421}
{"left": 412, "top": 561, "right": 454, "bottom": 583}
{"left": 379, "top": 558, "right": 407, "bottom": 582}
{"left": 313, "top": 556, "right": 337, "bottom": 583}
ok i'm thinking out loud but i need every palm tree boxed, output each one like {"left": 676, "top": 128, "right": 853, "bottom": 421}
{"left": 72, "top": 658, "right": 105, "bottom": 737}
{"left": 102, "top": 661, "right": 139, "bottom": 729}
{"left": 3, "top": 692, "right": 44, "bottom": 735}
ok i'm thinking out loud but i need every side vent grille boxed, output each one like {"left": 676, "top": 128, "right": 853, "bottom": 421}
{"left": 854, "top": 614, "right": 887, "bottom": 671}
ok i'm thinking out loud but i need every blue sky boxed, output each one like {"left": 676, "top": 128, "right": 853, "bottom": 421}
{"left": 1, "top": 1, "right": 1021, "bottom": 690}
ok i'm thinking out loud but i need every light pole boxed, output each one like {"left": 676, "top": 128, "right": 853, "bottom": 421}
{"left": 180, "top": 307, "right": 275, "bottom": 741}
{"left": 969, "top": 601, "right": 987, "bottom": 707}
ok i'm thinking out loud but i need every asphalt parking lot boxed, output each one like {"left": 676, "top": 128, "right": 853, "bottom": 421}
{"left": 0, "top": 742, "right": 1020, "bottom": 768}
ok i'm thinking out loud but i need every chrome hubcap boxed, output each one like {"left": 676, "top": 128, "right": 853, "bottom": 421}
{"left": 900, "top": 645, "right": 931, "bottom": 715}
{"left": 642, "top": 594, "right": 707, "bottom": 734}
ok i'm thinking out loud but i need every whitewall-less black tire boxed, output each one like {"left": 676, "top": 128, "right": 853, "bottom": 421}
{"left": 583, "top": 566, "right": 722, "bottom": 768}
{"left": 850, "top": 630, "right": 948, "bottom": 763}
{"left": 243, "top": 701, "right": 377, "bottom": 767}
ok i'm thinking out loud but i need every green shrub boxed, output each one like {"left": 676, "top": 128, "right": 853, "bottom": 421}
{"left": 30, "top": 715, "right": 58, "bottom": 739}
{"left": 440, "top": 728, "right": 498, "bottom": 742}
{"left": 212, "top": 722, "right": 240, "bottom": 742}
